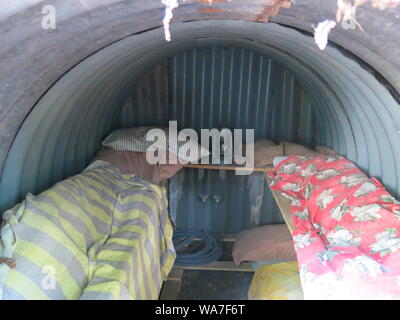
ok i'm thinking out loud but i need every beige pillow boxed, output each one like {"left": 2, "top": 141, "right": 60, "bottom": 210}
{"left": 315, "top": 145, "right": 339, "bottom": 156}
{"left": 251, "top": 140, "right": 319, "bottom": 168}
{"left": 232, "top": 224, "right": 297, "bottom": 265}
{"left": 252, "top": 139, "right": 283, "bottom": 168}
{"left": 255, "top": 145, "right": 284, "bottom": 167}
{"left": 254, "top": 139, "right": 276, "bottom": 148}
{"left": 281, "top": 142, "right": 318, "bottom": 156}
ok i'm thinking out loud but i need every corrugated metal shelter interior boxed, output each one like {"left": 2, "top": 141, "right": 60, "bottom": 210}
{"left": 120, "top": 46, "right": 315, "bottom": 232}
{"left": 1, "top": 20, "right": 400, "bottom": 234}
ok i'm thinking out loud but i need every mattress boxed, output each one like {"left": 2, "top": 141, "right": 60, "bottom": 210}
{"left": 268, "top": 155, "right": 400, "bottom": 299}
{"left": 0, "top": 164, "right": 175, "bottom": 300}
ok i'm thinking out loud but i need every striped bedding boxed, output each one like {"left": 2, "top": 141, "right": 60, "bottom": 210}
{"left": 0, "top": 165, "right": 176, "bottom": 300}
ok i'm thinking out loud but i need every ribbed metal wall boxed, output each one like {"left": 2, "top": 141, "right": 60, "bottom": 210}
{"left": 120, "top": 46, "right": 316, "bottom": 233}
{"left": 169, "top": 47, "right": 315, "bottom": 144}
{"left": 121, "top": 63, "right": 170, "bottom": 128}
{"left": 122, "top": 47, "right": 316, "bottom": 142}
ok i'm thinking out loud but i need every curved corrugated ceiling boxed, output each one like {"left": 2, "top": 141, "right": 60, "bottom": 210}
{"left": 0, "top": 20, "right": 399, "bottom": 212}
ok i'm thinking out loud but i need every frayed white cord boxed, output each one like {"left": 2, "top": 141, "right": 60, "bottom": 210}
{"left": 162, "top": 0, "right": 179, "bottom": 42}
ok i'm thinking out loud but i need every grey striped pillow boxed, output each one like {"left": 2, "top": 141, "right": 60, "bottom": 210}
{"left": 102, "top": 127, "right": 209, "bottom": 163}
{"left": 102, "top": 127, "right": 169, "bottom": 152}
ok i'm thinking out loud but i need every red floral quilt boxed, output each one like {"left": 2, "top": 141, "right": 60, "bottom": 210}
{"left": 268, "top": 155, "right": 400, "bottom": 299}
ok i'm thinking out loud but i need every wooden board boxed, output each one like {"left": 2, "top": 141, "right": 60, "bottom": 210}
{"left": 174, "top": 261, "right": 253, "bottom": 272}
{"left": 159, "top": 280, "right": 182, "bottom": 300}
{"left": 189, "top": 233, "right": 238, "bottom": 242}
{"left": 167, "top": 268, "right": 184, "bottom": 281}
{"left": 220, "top": 234, "right": 238, "bottom": 242}
{"left": 182, "top": 163, "right": 274, "bottom": 172}
{"left": 159, "top": 268, "right": 184, "bottom": 300}
{"left": 265, "top": 175, "right": 295, "bottom": 233}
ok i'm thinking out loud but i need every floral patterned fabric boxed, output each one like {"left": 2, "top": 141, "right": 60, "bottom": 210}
{"left": 268, "top": 155, "right": 400, "bottom": 299}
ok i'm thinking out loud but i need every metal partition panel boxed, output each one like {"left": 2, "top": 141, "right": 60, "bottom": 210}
{"left": 120, "top": 46, "right": 315, "bottom": 232}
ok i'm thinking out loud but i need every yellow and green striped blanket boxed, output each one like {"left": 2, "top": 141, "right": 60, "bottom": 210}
{"left": 0, "top": 165, "right": 176, "bottom": 300}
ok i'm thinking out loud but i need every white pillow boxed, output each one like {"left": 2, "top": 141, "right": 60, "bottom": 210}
{"left": 102, "top": 127, "right": 209, "bottom": 163}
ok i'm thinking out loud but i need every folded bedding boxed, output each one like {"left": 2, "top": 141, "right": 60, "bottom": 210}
{"left": 248, "top": 261, "right": 304, "bottom": 300}
{"left": 268, "top": 155, "right": 400, "bottom": 299}
{"left": 0, "top": 164, "right": 175, "bottom": 300}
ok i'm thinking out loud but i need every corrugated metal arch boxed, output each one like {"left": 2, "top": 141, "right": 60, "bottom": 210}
{"left": 0, "top": 20, "right": 399, "bottom": 213}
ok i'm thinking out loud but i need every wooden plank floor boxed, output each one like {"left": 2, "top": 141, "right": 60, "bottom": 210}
{"left": 159, "top": 234, "right": 254, "bottom": 300}
{"left": 174, "top": 261, "right": 253, "bottom": 272}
